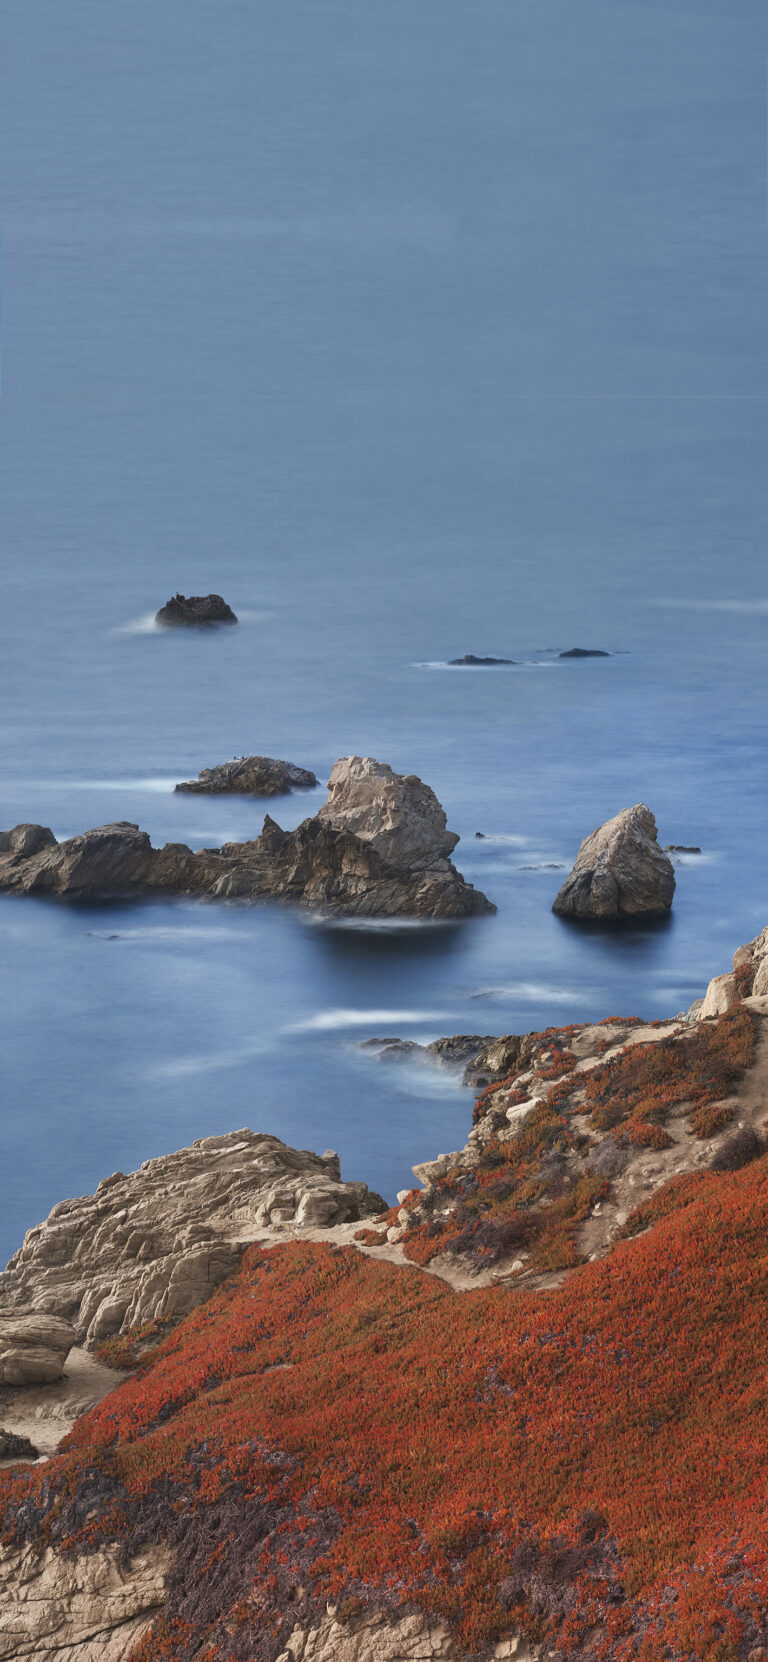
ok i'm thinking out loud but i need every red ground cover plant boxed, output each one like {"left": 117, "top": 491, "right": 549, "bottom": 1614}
{"left": 581, "top": 1005, "right": 755, "bottom": 1145}
{"left": 5, "top": 1146, "right": 768, "bottom": 1661}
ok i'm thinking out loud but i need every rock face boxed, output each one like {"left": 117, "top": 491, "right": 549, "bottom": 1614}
{"left": 0, "top": 1313, "right": 75, "bottom": 1386}
{"left": 155, "top": 592, "right": 238, "bottom": 626}
{"left": 447, "top": 654, "right": 516, "bottom": 666}
{"left": 696, "top": 925, "right": 768, "bottom": 1020}
{"left": 175, "top": 755, "right": 318, "bottom": 796}
{"left": 0, "top": 1132, "right": 385, "bottom": 1348}
{"left": 553, "top": 805, "right": 675, "bottom": 919}
{"left": 0, "top": 1540, "right": 170, "bottom": 1661}
{"left": 0, "top": 760, "right": 493, "bottom": 919}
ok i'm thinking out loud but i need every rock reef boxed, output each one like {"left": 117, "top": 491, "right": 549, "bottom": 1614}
{"left": 175, "top": 755, "right": 318, "bottom": 796}
{"left": 553, "top": 803, "right": 675, "bottom": 918}
{"left": 0, "top": 758, "right": 492, "bottom": 919}
{"left": 154, "top": 592, "right": 238, "bottom": 626}
{"left": 447, "top": 654, "right": 516, "bottom": 666}
{"left": 0, "top": 1131, "right": 384, "bottom": 1351}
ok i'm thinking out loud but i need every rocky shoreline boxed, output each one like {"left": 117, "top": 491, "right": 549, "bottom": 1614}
{"left": 1, "top": 925, "right": 767, "bottom": 1659}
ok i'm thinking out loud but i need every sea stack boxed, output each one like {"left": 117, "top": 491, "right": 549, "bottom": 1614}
{"left": 553, "top": 803, "right": 675, "bottom": 918}
{"left": 175, "top": 755, "right": 318, "bottom": 796}
{"left": 155, "top": 593, "right": 238, "bottom": 627}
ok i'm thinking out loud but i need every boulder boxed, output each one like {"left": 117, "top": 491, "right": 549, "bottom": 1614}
{"left": 700, "top": 972, "right": 740, "bottom": 1020}
{"left": 175, "top": 755, "right": 318, "bottom": 796}
{"left": 0, "top": 1132, "right": 385, "bottom": 1347}
{"left": 553, "top": 805, "right": 675, "bottom": 919}
{"left": 0, "top": 761, "right": 493, "bottom": 919}
{"left": 155, "top": 592, "right": 238, "bottom": 627}
{"left": 0, "top": 1312, "right": 75, "bottom": 1385}
{"left": 0, "top": 1428, "right": 39, "bottom": 1460}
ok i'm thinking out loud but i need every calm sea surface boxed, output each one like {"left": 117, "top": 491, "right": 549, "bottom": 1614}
{"left": 0, "top": 1, "right": 767, "bottom": 1263}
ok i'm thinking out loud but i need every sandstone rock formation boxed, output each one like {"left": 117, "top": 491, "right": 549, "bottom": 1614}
{"left": 154, "top": 592, "right": 237, "bottom": 626}
{"left": 175, "top": 755, "right": 318, "bottom": 796}
{"left": 0, "top": 1539, "right": 170, "bottom": 1661}
{"left": 0, "top": 1313, "right": 75, "bottom": 1386}
{"left": 697, "top": 924, "right": 768, "bottom": 1019}
{"left": 553, "top": 804, "right": 675, "bottom": 918}
{"left": 0, "top": 759, "right": 492, "bottom": 918}
{"left": 0, "top": 1132, "right": 385, "bottom": 1347}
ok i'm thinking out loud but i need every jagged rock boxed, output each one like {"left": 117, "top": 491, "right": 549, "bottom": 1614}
{"left": 464, "top": 1034, "right": 525, "bottom": 1087}
{"left": 0, "top": 1132, "right": 385, "bottom": 1347}
{"left": 558, "top": 648, "right": 610, "bottom": 658}
{"left": 732, "top": 926, "right": 768, "bottom": 1000}
{"left": 553, "top": 805, "right": 675, "bottom": 919}
{"left": 155, "top": 592, "right": 237, "bottom": 627}
{"left": 175, "top": 755, "right": 318, "bottom": 796}
{"left": 0, "top": 1540, "right": 170, "bottom": 1660}
{"left": 448, "top": 655, "right": 516, "bottom": 666}
{"left": 359, "top": 1035, "right": 494, "bottom": 1073}
{"left": 0, "top": 1429, "right": 39, "bottom": 1460}
{"left": 0, "top": 1313, "right": 75, "bottom": 1385}
{"left": 0, "top": 760, "right": 493, "bottom": 919}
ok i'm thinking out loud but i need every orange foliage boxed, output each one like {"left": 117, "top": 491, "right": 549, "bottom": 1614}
{"left": 5, "top": 1147, "right": 768, "bottom": 1659}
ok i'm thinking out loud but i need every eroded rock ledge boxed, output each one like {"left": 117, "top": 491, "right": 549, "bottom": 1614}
{"left": 0, "top": 758, "right": 492, "bottom": 919}
{"left": 0, "top": 1131, "right": 384, "bottom": 1353}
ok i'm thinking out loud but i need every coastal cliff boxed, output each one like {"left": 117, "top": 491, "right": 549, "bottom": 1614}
{"left": 2, "top": 924, "right": 768, "bottom": 1661}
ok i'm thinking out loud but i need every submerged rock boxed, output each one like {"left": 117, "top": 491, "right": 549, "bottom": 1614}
{"left": 155, "top": 592, "right": 238, "bottom": 627}
{"left": 558, "top": 647, "right": 611, "bottom": 658}
{"left": 0, "top": 759, "right": 493, "bottom": 918}
{"left": 175, "top": 755, "right": 318, "bottom": 797}
{"left": 0, "top": 1131, "right": 385, "bottom": 1348}
{"left": 665, "top": 844, "right": 702, "bottom": 854}
{"left": 448, "top": 654, "right": 516, "bottom": 666}
{"left": 553, "top": 804, "right": 675, "bottom": 919}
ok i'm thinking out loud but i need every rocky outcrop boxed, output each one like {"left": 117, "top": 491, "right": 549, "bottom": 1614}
{"left": 0, "top": 1132, "right": 385, "bottom": 1347}
{"left": 0, "top": 759, "right": 492, "bottom": 918}
{"left": 558, "top": 648, "right": 610, "bottom": 658}
{"left": 0, "top": 1313, "right": 75, "bottom": 1386}
{"left": 155, "top": 592, "right": 237, "bottom": 626}
{"left": 696, "top": 925, "right": 768, "bottom": 1020}
{"left": 0, "top": 1540, "right": 170, "bottom": 1661}
{"left": 359, "top": 1034, "right": 495, "bottom": 1074}
{"left": 274, "top": 1609, "right": 534, "bottom": 1660}
{"left": 175, "top": 755, "right": 318, "bottom": 796}
{"left": 447, "top": 655, "right": 516, "bottom": 666}
{"left": 553, "top": 805, "right": 675, "bottom": 919}
{"left": 0, "top": 1430, "right": 39, "bottom": 1461}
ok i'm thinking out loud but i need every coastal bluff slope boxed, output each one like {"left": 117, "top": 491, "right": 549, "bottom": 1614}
{"left": 2, "top": 925, "right": 768, "bottom": 1661}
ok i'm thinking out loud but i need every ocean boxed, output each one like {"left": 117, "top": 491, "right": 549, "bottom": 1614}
{"left": 0, "top": 0, "right": 766, "bottom": 1264}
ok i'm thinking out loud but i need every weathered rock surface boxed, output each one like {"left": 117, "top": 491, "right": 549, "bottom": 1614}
{"left": 0, "top": 1313, "right": 75, "bottom": 1386}
{"left": 0, "top": 1428, "right": 39, "bottom": 1461}
{"left": 447, "top": 654, "right": 516, "bottom": 666}
{"left": 0, "top": 759, "right": 492, "bottom": 919}
{"left": 553, "top": 804, "right": 675, "bottom": 919}
{"left": 0, "top": 1132, "right": 385, "bottom": 1347}
{"left": 0, "top": 1539, "right": 170, "bottom": 1660}
{"left": 175, "top": 755, "right": 318, "bottom": 796}
{"left": 696, "top": 925, "right": 768, "bottom": 1018}
{"left": 274, "top": 1608, "right": 536, "bottom": 1660}
{"left": 359, "top": 1034, "right": 495, "bottom": 1074}
{"left": 155, "top": 591, "right": 237, "bottom": 627}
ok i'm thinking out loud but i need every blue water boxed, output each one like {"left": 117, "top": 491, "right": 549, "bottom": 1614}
{"left": 0, "top": 1, "right": 767, "bottom": 1263}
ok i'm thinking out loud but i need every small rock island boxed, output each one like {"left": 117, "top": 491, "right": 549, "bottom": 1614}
{"left": 155, "top": 592, "right": 238, "bottom": 627}
{"left": 175, "top": 755, "right": 318, "bottom": 797}
{"left": 553, "top": 803, "right": 676, "bottom": 918}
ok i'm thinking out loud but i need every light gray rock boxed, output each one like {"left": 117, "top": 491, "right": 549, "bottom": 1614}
{"left": 0, "top": 1313, "right": 75, "bottom": 1385}
{"left": 319, "top": 756, "right": 459, "bottom": 868}
{"left": 553, "top": 804, "right": 675, "bottom": 919}
{"left": 0, "top": 1132, "right": 385, "bottom": 1347}
{"left": 175, "top": 755, "right": 318, "bottom": 797}
{"left": 699, "top": 971, "right": 740, "bottom": 1020}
